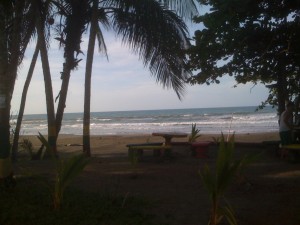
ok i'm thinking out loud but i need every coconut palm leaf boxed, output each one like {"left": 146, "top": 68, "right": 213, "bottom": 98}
{"left": 189, "top": 123, "right": 201, "bottom": 142}
{"left": 161, "top": 0, "right": 198, "bottom": 19}
{"left": 56, "top": 154, "right": 89, "bottom": 191}
{"left": 37, "top": 132, "right": 52, "bottom": 159}
{"left": 104, "top": 0, "right": 194, "bottom": 99}
{"left": 216, "top": 134, "right": 234, "bottom": 179}
{"left": 95, "top": 21, "right": 109, "bottom": 59}
{"left": 200, "top": 134, "right": 257, "bottom": 225}
{"left": 199, "top": 164, "right": 216, "bottom": 199}
{"left": 220, "top": 203, "right": 238, "bottom": 225}
{"left": 54, "top": 153, "right": 89, "bottom": 209}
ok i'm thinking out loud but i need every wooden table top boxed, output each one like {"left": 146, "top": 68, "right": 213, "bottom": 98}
{"left": 152, "top": 132, "right": 188, "bottom": 138}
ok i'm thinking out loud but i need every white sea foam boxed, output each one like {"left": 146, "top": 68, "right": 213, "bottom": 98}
{"left": 14, "top": 106, "right": 279, "bottom": 135}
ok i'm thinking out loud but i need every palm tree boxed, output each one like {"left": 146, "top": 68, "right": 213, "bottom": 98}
{"left": 11, "top": 43, "right": 39, "bottom": 161}
{"left": 0, "top": 0, "right": 36, "bottom": 182}
{"left": 83, "top": 0, "right": 106, "bottom": 156}
{"left": 53, "top": 0, "right": 90, "bottom": 139}
{"left": 12, "top": 0, "right": 60, "bottom": 160}
{"left": 53, "top": 0, "right": 198, "bottom": 155}
{"left": 82, "top": 0, "right": 198, "bottom": 155}
{"left": 34, "top": 0, "right": 58, "bottom": 155}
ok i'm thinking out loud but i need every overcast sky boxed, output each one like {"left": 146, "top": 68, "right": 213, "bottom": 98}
{"left": 11, "top": 21, "right": 269, "bottom": 115}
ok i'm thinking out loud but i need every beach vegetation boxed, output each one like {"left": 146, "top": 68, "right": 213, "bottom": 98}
{"left": 19, "top": 139, "right": 34, "bottom": 159}
{"left": 1, "top": 0, "right": 198, "bottom": 180}
{"left": 0, "top": 0, "right": 33, "bottom": 184}
{"left": 0, "top": 175, "right": 153, "bottom": 225}
{"left": 77, "top": 0, "right": 199, "bottom": 155}
{"left": 187, "top": 0, "right": 300, "bottom": 115}
{"left": 11, "top": 43, "right": 39, "bottom": 161}
{"left": 37, "top": 132, "right": 89, "bottom": 209}
{"left": 189, "top": 123, "right": 201, "bottom": 142}
{"left": 200, "top": 134, "right": 256, "bottom": 225}
{"left": 35, "top": 0, "right": 58, "bottom": 156}
{"left": 53, "top": 153, "right": 89, "bottom": 209}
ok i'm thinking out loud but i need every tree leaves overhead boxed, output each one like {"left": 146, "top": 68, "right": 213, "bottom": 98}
{"left": 187, "top": 0, "right": 300, "bottom": 108}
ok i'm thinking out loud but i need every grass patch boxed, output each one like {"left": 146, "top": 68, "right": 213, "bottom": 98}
{"left": 0, "top": 176, "right": 154, "bottom": 225}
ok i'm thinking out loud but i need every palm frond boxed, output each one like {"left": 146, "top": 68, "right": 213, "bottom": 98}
{"left": 216, "top": 134, "right": 234, "bottom": 177}
{"left": 54, "top": 153, "right": 89, "bottom": 209}
{"left": 95, "top": 24, "right": 109, "bottom": 60}
{"left": 56, "top": 154, "right": 89, "bottom": 191}
{"left": 37, "top": 132, "right": 52, "bottom": 159}
{"left": 200, "top": 133, "right": 258, "bottom": 224}
{"left": 199, "top": 165, "right": 216, "bottom": 199}
{"left": 189, "top": 123, "right": 201, "bottom": 142}
{"left": 220, "top": 202, "right": 238, "bottom": 225}
{"left": 159, "top": 0, "right": 199, "bottom": 20}
{"left": 105, "top": 0, "right": 193, "bottom": 99}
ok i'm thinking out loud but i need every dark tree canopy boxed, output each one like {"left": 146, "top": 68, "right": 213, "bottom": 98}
{"left": 188, "top": 0, "right": 300, "bottom": 113}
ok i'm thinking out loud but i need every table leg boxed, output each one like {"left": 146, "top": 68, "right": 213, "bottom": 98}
{"left": 162, "top": 137, "right": 172, "bottom": 159}
{"left": 164, "top": 137, "right": 172, "bottom": 146}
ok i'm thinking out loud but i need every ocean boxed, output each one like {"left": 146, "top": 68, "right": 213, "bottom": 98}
{"left": 13, "top": 106, "right": 279, "bottom": 136}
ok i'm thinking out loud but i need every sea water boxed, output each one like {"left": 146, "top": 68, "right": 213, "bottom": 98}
{"left": 13, "top": 106, "right": 279, "bottom": 136}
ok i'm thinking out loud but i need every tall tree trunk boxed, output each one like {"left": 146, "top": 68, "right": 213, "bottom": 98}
{"left": 36, "top": 5, "right": 57, "bottom": 155}
{"left": 0, "top": 4, "right": 11, "bottom": 180}
{"left": 277, "top": 72, "right": 288, "bottom": 116}
{"left": 55, "top": 1, "right": 87, "bottom": 140}
{"left": 55, "top": 64, "right": 72, "bottom": 136}
{"left": 0, "top": 1, "right": 23, "bottom": 182}
{"left": 83, "top": 0, "right": 98, "bottom": 157}
{"left": 11, "top": 43, "right": 39, "bottom": 161}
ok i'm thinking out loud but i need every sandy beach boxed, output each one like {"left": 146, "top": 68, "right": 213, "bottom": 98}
{"left": 15, "top": 131, "right": 300, "bottom": 225}
{"left": 22, "top": 131, "right": 281, "bottom": 156}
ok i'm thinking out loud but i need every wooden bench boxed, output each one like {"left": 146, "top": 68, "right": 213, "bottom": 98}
{"left": 279, "top": 144, "right": 300, "bottom": 160}
{"left": 126, "top": 142, "right": 172, "bottom": 160}
{"left": 191, "top": 141, "right": 211, "bottom": 158}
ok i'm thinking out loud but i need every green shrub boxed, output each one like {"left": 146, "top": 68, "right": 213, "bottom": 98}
{"left": 200, "top": 134, "right": 258, "bottom": 225}
{"left": 189, "top": 123, "right": 201, "bottom": 142}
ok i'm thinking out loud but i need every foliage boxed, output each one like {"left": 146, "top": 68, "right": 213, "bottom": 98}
{"left": 128, "top": 150, "right": 139, "bottom": 179}
{"left": 37, "top": 132, "right": 53, "bottom": 159}
{"left": 19, "top": 138, "right": 34, "bottom": 159}
{"left": 53, "top": 154, "right": 89, "bottom": 209}
{"left": 199, "top": 134, "right": 257, "bottom": 225}
{"left": 188, "top": 0, "right": 300, "bottom": 113}
{"left": 52, "top": 0, "right": 198, "bottom": 155}
{"left": 0, "top": 176, "right": 153, "bottom": 225}
{"left": 37, "top": 132, "right": 89, "bottom": 209}
{"left": 189, "top": 123, "right": 201, "bottom": 142}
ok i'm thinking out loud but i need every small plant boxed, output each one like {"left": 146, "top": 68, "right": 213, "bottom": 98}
{"left": 200, "top": 134, "right": 257, "bottom": 225}
{"left": 37, "top": 132, "right": 89, "bottom": 209}
{"left": 189, "top": 123, "right": 201, "bottom": 142}
{"left": 54, "top": 154, "right": 89, "bottom": 209}
{"left": 128, "top": 150, "right": 139, "bottom": 179}
{"left": 20, "top": 138, "right": 34, "bottom": 158}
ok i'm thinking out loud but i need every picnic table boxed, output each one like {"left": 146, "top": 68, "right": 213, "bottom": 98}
{"left": 152, "top": 132, "right": 188, "bottom": 146}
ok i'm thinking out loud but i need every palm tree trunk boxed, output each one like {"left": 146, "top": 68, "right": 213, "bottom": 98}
{"left": 0, "top": 81, "right": 11, "bottom": 180}
{"left": 55, "top": 64, "right": 72, "bottom": 136}
{"left": 83, "top": 0, "right": 98, "bottom": 157}
{"left": 11, "top": 42, "right": 39, "bottom": 161}
{"left": 0, "top": 1, "right": 23, "bottom": 181}
{"left": 0, "top": 4, "right": 10, "bottom": 179}
{"left": 36, "top": 5, "right": 57, "bottom": 155}
{"left": 55, "top": 1, "right": 87, "bottom": 140}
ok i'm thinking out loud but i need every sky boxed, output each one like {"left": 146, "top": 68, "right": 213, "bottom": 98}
{"left": 11, "top": 21, "right": 270, "bottom": 115}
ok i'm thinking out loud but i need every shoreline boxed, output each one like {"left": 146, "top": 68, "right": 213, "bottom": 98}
{"left": 19, "top": 132, "right": 280, "bottom": 156}
{"left": 21, "top": 131, "right": 280, "bottom": 143}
